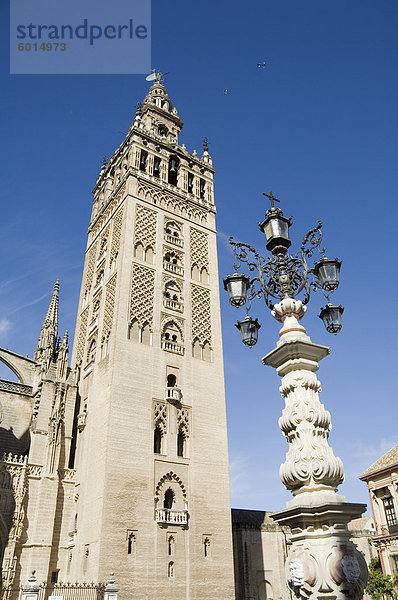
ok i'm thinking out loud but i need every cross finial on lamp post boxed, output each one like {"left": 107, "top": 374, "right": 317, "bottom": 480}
{"left": 263, "top": 190, "right": 280, "bottom": 209}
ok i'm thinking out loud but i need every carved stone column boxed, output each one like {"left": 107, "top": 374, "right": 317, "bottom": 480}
{"left": 263, "top": 298, "right": 368, "bottom": 600}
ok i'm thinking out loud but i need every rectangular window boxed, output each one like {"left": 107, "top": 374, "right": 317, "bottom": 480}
{"left": 153, "top": 156, "right": 161, "bottom": 178}
{"left": 187, "top": 172, "right": 193, "bottom": 194}
{"left": 51, "top": 571, "right": 59, "bottom": 584}
{"left": 383, "top": 497, "right": 398, "bottom": 526}
{"left": 199, "top": 178, "right": 205, "bottom": 199}
{"left": 392, "top": 555, "right": 398, "bottom": 573}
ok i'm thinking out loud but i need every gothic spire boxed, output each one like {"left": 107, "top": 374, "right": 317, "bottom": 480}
{"left": 34, "top": 280, "right": 59, "bottom": 364}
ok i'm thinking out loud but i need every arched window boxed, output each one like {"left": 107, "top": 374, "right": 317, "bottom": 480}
{"left": 129, "top": 319, "right": 140, "bottom": 342}
{"left": 191, "top": 264, "right": 200, "bottom": 281}
{"left": 140, "top": 150, "right": 148, "bottom": 172}
{"left": 145, "top": 245, "right": 154, "bottom": 264}
{"left": 168, "top": 155, "right": 179, "bottom": 186}
{"left": 168, "top": 535, "right": 175, "bottom": 556}
{"left": 177, "top": 429, "right": 185, "bottom": 457}
{"left": 141, "top": 322, "right": 151, "bottom": 346}
{"left": 154, "top": 426, "right": 162, "bottom": 454}
{"left": 200, "top": 267, "right": 209, "bottom": 284}
{"left": 168, "top": 561, "right": 174, "bottom": 578}
{"left": 167, "top": 374, "right": 176, "bottom": 388}
{"left": 134, "top": 243, "right": 144, "bottom": 260}
{"left": 203, "top": 342, "right": 212, "bottom": 362}
{"left": 192, "top": 339, "right": 201, "bottom": 359}
{"left": 164, "top": 488, "right": 174, "bottom": 509}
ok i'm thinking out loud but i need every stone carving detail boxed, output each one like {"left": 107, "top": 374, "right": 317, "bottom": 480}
{"left": 177, "top": 407, "right": 190, "bottom": 438}
{"left": 85, "top": 242, "right": 98, "bottom": 290}
{"left": 103, "top": 274, "right": 117, "bottom": 335}
{"left": 76, "top": 307, "right": 89, "bottom": 364}
{"left": 137, "top": 182, "right": 209, "bottom": 224}
{"left": 0, "top": 380, "right": 32, "bottom": 396}
{"left": 191, "top": 285, "right": 212, "bottom": 344}
{"left": 129, "top": 264, "right": 155, "bottom": 329}
{"left": 0, "top": 455, "right": 28, "bottom": 590}
{"left": 111, "top": 206, "right": 124, "bottom": 258}
{"left": 328, "top": 544, "right": 368, "bottom": 598}
{"left": 90, "top": 183, "right": 126, "bottom": 239}
{"left": 155, "top": 471, "right": 187, "bottom": 501}
{"left": 135, "top": 204, "right": 157, "bottom": 249}
{"left": 154, "top": 401, "right": 168, "bottom": 434}
{"left": 286, "top": 548, "right": 317, "bottom": 599}
{"left": 190, "top": 227, "right": 209, "bottom": 271}
{"left": 279, "top": 369, "right": 344, "bottom": 493}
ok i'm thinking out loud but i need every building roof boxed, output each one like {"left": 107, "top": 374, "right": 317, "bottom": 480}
{"left": 348, "top": 515, "right": 374, "bottom": 532}
{"left": 231, "top": 508, "right": 281, "bottom": 531}
{"left": 360, "top": 444, "right": 398, "bottom": 479}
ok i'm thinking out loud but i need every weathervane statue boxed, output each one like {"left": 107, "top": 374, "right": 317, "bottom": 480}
{"left": 224, "top": 193, "right": 368, "bottom": 599}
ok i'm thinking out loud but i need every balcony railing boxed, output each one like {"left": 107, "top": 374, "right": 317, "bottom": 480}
{"left": 0, "top": 379, "right": 33, "bottom": 396}
{"left": 163, "top": 262, "right": 184, "bottom": 276}
{"left": 165, "top": 386, "right": 182, "bottom": 401}
{"left": 164, "top": 298, "right": 183, "bottom": 312}
{"left": 155, "top": 508, "right": 188, "bottom": 525}
{"left": 161, "top": 340, "right": 184, "bottom": 355}
{"left": 164, "top": 233, "right": 183, "bottom": 247}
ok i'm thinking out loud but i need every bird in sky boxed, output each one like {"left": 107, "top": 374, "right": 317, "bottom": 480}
{"left": 257, "top": 61, "right": 266, "bottom": 69}
{"left": 224, "top": 89, "right": 228, "bottom": 94}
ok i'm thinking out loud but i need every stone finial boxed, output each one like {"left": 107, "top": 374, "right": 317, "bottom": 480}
{"left": 104, "top": 573, "right": 119, "bottom": 600}
{"left": 22, "top": 571, "right": 40, "bottom": 594}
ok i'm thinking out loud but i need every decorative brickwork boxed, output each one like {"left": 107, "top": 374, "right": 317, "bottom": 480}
{"left": 177, "top": 406, "right": 190, "bottom": 438}
{"left": 129, "top": 264, "right": 155, "bottom": 329}
{"left": 135, "top": 204, "right": 157, "bottom": 249}
{"left": 85, "top": 242, "right": 98, "bottom": 290}
{"left": 154, "top": 401, "right": 168, "bottom": 434}
{"left": 111, "top": 206, "right": 124, "bottom": 258}
{"left": 137, "top": 182, "right": 209, "bottom": 224}
{"left": 191, "top": 285, "right": 212, "bottom": 344}
{"left": 103, "top": 274, "right": 117, "bottom": 336}
{"left": 190, "top": 228, "right": 209, "bottom": 271}
{"left": 76, "top": 307, "right": 89, "bottom": 364}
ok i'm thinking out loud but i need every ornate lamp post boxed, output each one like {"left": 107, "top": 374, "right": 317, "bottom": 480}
{"left": 224, "top": 192, "right": 368, "bottom": 600}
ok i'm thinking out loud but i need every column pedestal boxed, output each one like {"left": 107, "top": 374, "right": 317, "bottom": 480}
{"left": 263, "top": 298, "right": 368, "bottom": 599}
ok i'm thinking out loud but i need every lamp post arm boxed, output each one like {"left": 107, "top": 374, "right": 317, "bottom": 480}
{"left": 229, "top": 238, "right": 279, "bottom": 309}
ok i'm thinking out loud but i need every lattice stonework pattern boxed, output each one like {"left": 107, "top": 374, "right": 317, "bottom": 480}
{"left": 177, "top": 407, "right": 190, "bottom": 437}
{"left": 76, "top": 308, "right": 89, "bottom": 364}
{"left": 111, "top": 206, "right": 124, "bottom": 258}
{"left": 135, "top": 204, "right": 157, "bottom": 249}
{"left": 191, "top": 285, "right": 212, "bottom": 344}
{"left": 86, "top": 242, "right": 98, "bottom": 289}
{"left": 154, "top": 401, "right": 168, "bottom": 434}
{"left": 103, "top": 274, "right": 117, "bottom": 335}
{"left": 190, "top": 228, "right": 209, "bottom": 270}
{"left": 130, "top": 264, "right": 155, "bottom": 328}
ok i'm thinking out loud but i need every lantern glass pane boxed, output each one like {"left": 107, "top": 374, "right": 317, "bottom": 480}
{"left": 318, "top": 261, "right": 340, "bottom": 292}
{"left": 226, "top": 276, "right": 248, "bottom": 307}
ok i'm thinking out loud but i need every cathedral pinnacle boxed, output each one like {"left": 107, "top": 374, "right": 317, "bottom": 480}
{"left": 33, "top": 280, "right": 59, "bottom": 365}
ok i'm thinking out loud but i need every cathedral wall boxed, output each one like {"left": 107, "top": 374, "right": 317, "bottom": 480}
{"left": 0, "top": 388, "right": 32, "bottom": 456}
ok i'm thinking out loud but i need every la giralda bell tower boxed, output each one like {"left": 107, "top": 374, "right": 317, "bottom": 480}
{"left": 70, "top": 75, "right": 235, "bottom": 599}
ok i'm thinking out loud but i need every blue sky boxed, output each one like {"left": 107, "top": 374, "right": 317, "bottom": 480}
{"left": 0, "top": 0, "right": 397, "bottom": 512}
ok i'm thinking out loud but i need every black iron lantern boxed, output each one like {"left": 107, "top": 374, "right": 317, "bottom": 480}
{"left": 259, "top": 208, "right": 292, "bottom": 254}
{"left": 235, "top": 316, "right": 261, "bottom": 347}
{"left": 313, "top": 258, "right": 342, "bottom": 292}
{"left": 223, "top": 273, "right": 250, "bottom": 307}
{"left": 319, "top": 304, "right": 344, "bottom": 335}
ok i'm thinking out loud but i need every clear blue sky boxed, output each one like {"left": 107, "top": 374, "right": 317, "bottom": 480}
{"left": 1, "top": 0, "right": 397, "bottom": 512}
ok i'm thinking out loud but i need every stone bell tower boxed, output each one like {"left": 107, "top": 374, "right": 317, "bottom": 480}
{"left": 69, "top": 75, "right": 235, "bottom": 599}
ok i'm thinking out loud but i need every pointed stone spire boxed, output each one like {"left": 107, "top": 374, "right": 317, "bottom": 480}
{"left": 56, "top": 330, "right": 69, "bottom": 380}
{"left": 34, "top": 280, "right": 59, "bottom": 365}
